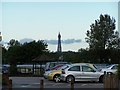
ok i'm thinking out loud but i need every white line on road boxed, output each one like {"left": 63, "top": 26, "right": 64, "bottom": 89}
{"left": 81, "top": 84, "right": 87, "bottom": 86}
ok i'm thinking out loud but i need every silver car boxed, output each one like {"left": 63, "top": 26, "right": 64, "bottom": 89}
{"left": 60, "top": 63, "right": 104, "bottom": 83}
{"left": 101, "top": 64, "right": 118, "bottom": 74}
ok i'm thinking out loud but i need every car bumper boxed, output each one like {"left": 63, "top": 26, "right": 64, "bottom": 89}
{"left": 43, "top": 73, "right": 48, "bottom": 79}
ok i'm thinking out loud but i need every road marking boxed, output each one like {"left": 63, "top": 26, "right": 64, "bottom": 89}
{"left": 52, "top": 83, "right": 64, "bottom": 86}
{"left": 21, "top": 85, "right": 30, "bottom": 87}
{"left": 32, "top": 83, "right": 40, "bottom": 85}
{"left": 81, "top": 84, "right": 87, "bottom": 86}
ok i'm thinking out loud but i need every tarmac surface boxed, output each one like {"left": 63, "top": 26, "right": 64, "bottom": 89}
{"left": 1, "top": 77, "right": 120, "bottom": 90}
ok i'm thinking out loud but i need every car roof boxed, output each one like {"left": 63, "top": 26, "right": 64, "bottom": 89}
{"left": 71, "top": 63, "right": 93, "bottom": 66}
{"left": 46, "top": 61, "right": 68, "bottom": 63}
{"left": 108, "top": 64, "right": 118, "bottom": 68}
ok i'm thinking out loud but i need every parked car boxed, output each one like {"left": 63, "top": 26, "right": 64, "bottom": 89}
{"left": 0, "top": 66, "right": 9, "bottom": 74}
{"left": 47, "top": 64, "right": 71, "bottom": 82}
{"left": 44, "top": 61, "right": 70, "bottom": 71}
{"left": 101, "top": 64, "right": 118, "bottom": 74}
{"left": 47, "top": 64, "right": 65, "bottom": 71}
{"left": 43, "top": 64, "right": 65, "bottom": 79}
{"left": 60, "top": 63, "right": 104, "bottom": 83}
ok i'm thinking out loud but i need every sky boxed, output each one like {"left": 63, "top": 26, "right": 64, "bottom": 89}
{"left": 0, "top": 0, "right": 119, "bottom": 52}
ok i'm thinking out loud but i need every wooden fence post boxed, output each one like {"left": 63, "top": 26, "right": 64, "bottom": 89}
{"left": 104, "top": 72, "right": 119, "bottom": 90}
{"left": 70, "top": 79, "right": 74, "bottom": 90}
{"left": 112, "top": 74, "right": 119, "bottom": 90}
{"left": 40, "top": 79, "right": 44, "bottom": 90}
{"left": 104, "top": 71, "right": 107, "bottom": 90}
{"left": 9, "top": 79, "right": 12, "bottom": 90}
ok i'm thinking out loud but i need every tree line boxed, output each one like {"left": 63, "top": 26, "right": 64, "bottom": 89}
{"left": 2, "top": 14, "right": 120, "bottom": 65}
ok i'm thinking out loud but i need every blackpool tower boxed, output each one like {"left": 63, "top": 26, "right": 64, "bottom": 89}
{"left": 57, "top": 32, "right": 62, "bottom": 52}
{"left": 57, "top": 32, "right": 63, "bottom": 61}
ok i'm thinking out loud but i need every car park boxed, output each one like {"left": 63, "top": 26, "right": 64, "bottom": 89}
{"left": 100, "top": 64, "right": 118, "bottom": 74}
{"left": 60, "top": 63, "right": 104, "bottom": 83}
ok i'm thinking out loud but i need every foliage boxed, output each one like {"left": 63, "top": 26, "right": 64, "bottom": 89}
{"left": 86, "top": 14, "right": 117, "bottom": 50}
{"left": 2, "top": 47, "right": 7, "bottom": 64}
{"left": 63, "top": 51, "right": 79, "bottom": 63}
{"left": 4, "top": 39, "right": 48, "bottom": 75}
{"left": 21, "top": 40, "right": 48, "bottom": 63}
{"left": 2, "top": 14, "right": 120, "bottom": 66}
{"left": 5, "top": 39, "right": 48, "bottom": 64}
{"left": 85, "top": 14, "right": 120, "bottom": 63}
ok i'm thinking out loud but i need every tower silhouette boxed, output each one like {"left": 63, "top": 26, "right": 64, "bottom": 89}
{"left": 57, "top": 32, "right": 62, "bottom": 52}
{"left": 57, "top": 32, "right": 63, "bottom": 61}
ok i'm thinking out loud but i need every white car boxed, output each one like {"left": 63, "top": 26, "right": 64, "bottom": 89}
{"left": 60, "top": 63, "right": 104, "bottom": 83}
{"left": 101, "top": 64, "right": 118, "bottom": 74}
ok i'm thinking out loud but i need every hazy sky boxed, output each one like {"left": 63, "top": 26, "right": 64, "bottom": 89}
{"left": 1, "top": 1, "right": 119, "bottom": 52}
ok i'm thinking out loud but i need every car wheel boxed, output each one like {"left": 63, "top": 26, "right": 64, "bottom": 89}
{"left": 53, "top": 75, "right": 60, "bottom": 83}
{"left": 66, "top": 75, "right": 75, "bottom": 83}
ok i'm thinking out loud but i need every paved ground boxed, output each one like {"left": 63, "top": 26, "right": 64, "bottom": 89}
{"left": 1, "top": 77, "right": 120, "bottom": 90}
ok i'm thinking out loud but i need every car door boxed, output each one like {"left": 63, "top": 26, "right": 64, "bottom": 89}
{"left": 67, "top": 65, "right": 81, "bottom": 80}
{"left": 81, "top": 65, "right": 100, "bottom": 81}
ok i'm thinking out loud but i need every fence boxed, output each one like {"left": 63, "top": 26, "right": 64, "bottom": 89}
{"left": 104, "top": 72, "right": 119, "bottom": 90}
{"left": 2, "top": 74, "right": 12, "bottom": 90}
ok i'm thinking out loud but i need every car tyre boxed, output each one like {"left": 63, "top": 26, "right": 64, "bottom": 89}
{"left": 53, "top": 75, "right": 60, "bottom": 83}
{"left": 66, "top": 75, "right": 75, "bottom": 83}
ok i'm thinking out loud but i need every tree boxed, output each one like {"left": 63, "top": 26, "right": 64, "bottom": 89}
{"left": 8, "top": 39, "right": 21, "bottom": 48}
{"left": 86, "top": 14, "right": 116, "bottom": 50}
{"left": 85, "top": 14, "right": 118, "bottom": 63}
{"left": 21, "top": 40, "right": 48, "bottom": 63}
{"left": 6, "top": 39, "right": 48, "bottom": 75}
{"left": 6, "top": 39, "right": 48, "bottom": 63}
{"left": 6, "top": 39, "right": 21, "bottom": 75}
{"left": 2, "top": 47, "right": 7, "bottom": 64}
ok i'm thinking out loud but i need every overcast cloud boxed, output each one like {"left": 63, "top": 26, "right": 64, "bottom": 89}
{"left": 1, "top": 38, "right": 82, "bottom": 45}
{"left": 44, "top": 39, "right": 81, "bottom": 45}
